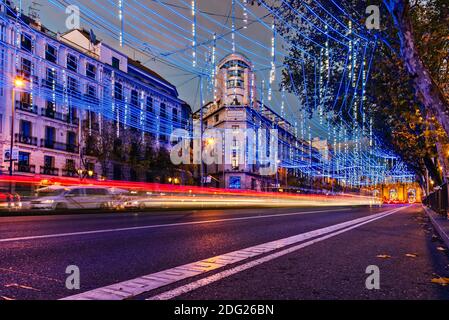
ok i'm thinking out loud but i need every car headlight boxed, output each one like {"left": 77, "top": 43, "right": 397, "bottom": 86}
{"left": 41, "top": 200, "right": 54, "bottom": 204}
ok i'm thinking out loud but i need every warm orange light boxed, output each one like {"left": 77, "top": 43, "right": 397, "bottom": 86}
{"left": 88, "top": 170, "right": 94, "bottom": 177}
{"left": 14, "top": 77, "right": 25, "bottom": 88}
{"left": 206, "top": 138, "right": 215, "bottom": 146}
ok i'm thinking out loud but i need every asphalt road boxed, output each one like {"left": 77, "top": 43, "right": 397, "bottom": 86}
{"left": 0, "top": 205, "right": 448, "bottom": 300}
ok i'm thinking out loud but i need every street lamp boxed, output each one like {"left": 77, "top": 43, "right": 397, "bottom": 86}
{"left": 9, "top": 77, "right": 26, "bottom": 176}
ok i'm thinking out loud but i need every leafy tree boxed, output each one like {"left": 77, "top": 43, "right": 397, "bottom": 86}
{"left": 262, "top": 0, "right": 449, "bottom": 190}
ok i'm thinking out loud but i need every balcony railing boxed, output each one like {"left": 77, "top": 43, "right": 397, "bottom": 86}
{"left": 15, "top": 134, "right": 38, "bottom": 146}
{"left": 40, "top": 108, "right": 79, "bottom": 125}
{"left": 40, "top": 139, "right": 79, "bottom": 154}
{"left": 14, "top": 163, "right": 36, "bottom": 173}
{"left": 82, "top": 120, "right": 100, "bottom": 131}
{"left": 41, "top": 79, "right": 63, "bottom": 91}
{"left": 40, "top": 166, "right": 59, "bottom": 176}
{"left": 62, "top": 169, "right": 78, "bottom": 177}
{"left": 84, "top": 94, "right": 100, "bottom": 105}
{"left": 16, "top": 101, "right": 38, "bottom": 114}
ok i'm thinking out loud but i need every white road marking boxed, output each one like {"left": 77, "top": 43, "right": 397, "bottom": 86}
{"left": 148, "top": 207, "right": 404, "bottom": 300}
{"left": 61, "top": 206, "right": 406, "bottom": 300}
{"left": 0, "top": 208, "right": 349, "bottom": 243}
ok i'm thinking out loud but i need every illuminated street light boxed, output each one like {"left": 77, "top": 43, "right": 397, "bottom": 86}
{"left": 206, "top": 137, "right": 215, "bottom": 146}
{"left": 9, "top": 77, "right": 27, "bottom": 176}
{"left": 14, "top": 77, "right": 25, "bottom": 88}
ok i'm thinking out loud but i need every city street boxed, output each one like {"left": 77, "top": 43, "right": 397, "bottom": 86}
{"left": 0, "top": 204, "right": 448, "bottom": 300}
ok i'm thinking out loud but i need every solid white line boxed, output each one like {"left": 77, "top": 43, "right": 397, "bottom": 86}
{"left": 148, "top": 207, "right": 404, "bottom": 300}
{"left": 0, "top": 208, "right": 349, "bottom": 243}
{"left": 61, "top": 206, "right": 406, "bottom": 300}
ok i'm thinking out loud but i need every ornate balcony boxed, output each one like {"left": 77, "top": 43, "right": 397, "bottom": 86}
{"left": 15, "top": 101, "right": 38, "bottom": 114}
{"left": 14, "top": 163, "right": 36, "bottom": 173}
{"left": 40, "top": 108, "right": 79, "bottom": 125}
{"left": 40, "top": 166, "right": 59, "bottom": 176}
{"left": 40, "top": 139, "right": 79, "bottom": 154}
{"left": 15, "top": 134, "right": 38, "bottom": 146}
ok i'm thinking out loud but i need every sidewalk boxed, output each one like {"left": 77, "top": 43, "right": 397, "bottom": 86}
{"left": 423, "top": 205, "right": 449, "bottom": 249}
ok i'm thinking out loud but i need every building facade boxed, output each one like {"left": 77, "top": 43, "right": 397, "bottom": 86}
{"left": 0, "top": 3, "right": 191, "bottom": 181}
{"left": 195, "top": 53, "right": 321, "bottom": 191}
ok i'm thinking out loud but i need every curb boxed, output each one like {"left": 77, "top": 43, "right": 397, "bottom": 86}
{"left": 422, "top": 205, "right": 449, "bottom": 249}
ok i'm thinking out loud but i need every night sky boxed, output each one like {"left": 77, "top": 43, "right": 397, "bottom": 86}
{"left": 17, "top": 0, "right": 333, "bottom": 139}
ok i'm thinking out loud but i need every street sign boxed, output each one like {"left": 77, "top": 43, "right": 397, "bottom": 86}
{"left": 3, "top": 146, "right": 19, "bottom": 162}
{"left": 202, "top": 176, "right": 212, "bottom": 184}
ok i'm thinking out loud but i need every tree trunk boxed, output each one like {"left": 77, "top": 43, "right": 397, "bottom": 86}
{"left": 384, "top": 0, "right": 449, "bottom": 136}
{"left": 429, "top": 118, "right": 448, "bottom": 183}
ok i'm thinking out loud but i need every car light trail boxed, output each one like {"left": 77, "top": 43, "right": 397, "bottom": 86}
{"left": 0, "top": 175, "right": 379, "bottom": 211}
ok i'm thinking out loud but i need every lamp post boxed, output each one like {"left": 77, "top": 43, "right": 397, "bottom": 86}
{"left": 9, "top": 77, "right": 25, "bottom": 176}
{"left": 77, "top": 168, "right": 94, "bottom": 183}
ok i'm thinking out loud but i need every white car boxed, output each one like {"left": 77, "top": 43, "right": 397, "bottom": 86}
{"left": 30, "top": 186, "right": 118, "bottom": 210}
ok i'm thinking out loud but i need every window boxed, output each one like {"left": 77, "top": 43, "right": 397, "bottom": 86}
{"left": 44, "top": 156, "right": 54, "bottom": 168}
{"left": 20, "top": 92, "right": 31, "bottom": 104}
{"left": 160, "top": 103, "right": 166, "bottom": 118}
{"left": 46, "top": 68, "right": 56, "bottom": 83}
{"left": 20, "top": 120, "right": 32, "bottom": 137}
{"left": 45, "top": 127, "right": 56, "bottom": 147}
{"left": 67, "top": 54, "right": 78, "bottom": 72}
{"left": 21, "top": 33, "right": 32, "bottom": 52}
{"left": 45, "top": 44, "right": 57, "bottom": 63}
{"left": 45, "top": 101, "right": 55, "bottom": 116}
{"left": 228, "top": 69, "right": 243, "bottom": 78}
{"left": 226, "top": 79, "right": 244, "bottom": 88}
{"left": 112, "top": 57, "right": 120, "bottom": 69}
{"left": 20, "top": 58, "right": 32, "bottom": 79}
{"left": 214, "top": 114, "right": 219, "bottom": 123}
{"left": 231, "top": 157, "right": 239, "bottom": 170}
{"left": 86, "top": 85, "right": 96, "bottom": 98}
{"left": 67, "top": 77, "right": 78, "bottom": 93}
{"left": 172, "top": 108, "right": 178, "bottom": 122}
{"left": 67, "top": 131, "right": 77, "bottom": 146}
{"left": 114, "top": 82, "right": 123, "bottom": 100}
{"left": 146, "top": 97, "right": 153, "bottom": 112}
{"left": 0, "top": 24, "right": 5, "bottom": 42}
{"left": 66, "top": 159, "right": 75, "bottom": 171}
{"left": 86, "top": 62, "right": 96, "bottom": 79}
{"left": 67, "top": 131, "right": 77, "bottom": 153}
{"left": 130, "top": 90, "right": 138, "bottom": 106}
{"left": 18, "top": 152, "right": 30, "bottom": 166}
